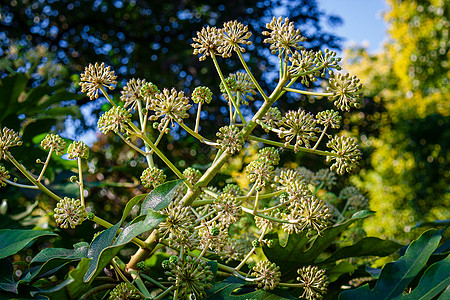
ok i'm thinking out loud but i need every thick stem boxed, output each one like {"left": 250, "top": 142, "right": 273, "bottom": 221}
{"left": 126, "top": 230, "right": 159, "bottom": 272}
{"left": 195, "top": 102, "right": 202, "bottom": 133}
{"left": 283, "top": 87, "right": 332, "bottom": 97}
{"left": 136, "top": 99, "right": 154, "bottom": 167}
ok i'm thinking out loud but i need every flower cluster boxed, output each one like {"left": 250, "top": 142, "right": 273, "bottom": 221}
{"left": 218, "top": 20, "right": 252, "bottom": 57}
{"left": 278, "top": 109, "right": 319, "bottom": 150}
{"left": 40, "top": 133, "right": 66, "bottom": 156}
{"left": 326, "top": 136, "right": 362, "bottom": 175}
{"left": 183, "top": 167, "right": 202, "bottom": 185}
{"left": 0, "top": 166, "right": 10, "bottom": 187}
{"left": 53, "top": 197, "right": 87, "bottom": 229}
{"left": 221, "top": 72, "right": 257, "bottom": 105}
{"left": 140, "top": 166, "right": 166, "bottom": 189}
{"left": 97, "top": 106, "right": 131, "bottom": 135}
{"left": 316, "top": 110, "right": 341, "bottom": 129}
{"left": 165, "top": 256, "right": 214, "bottom": 299}
{"left": 67, "top": 141, "right": 89, "bottom": 159}
{"left": 192, "top": 86, "right": 213, "bottom": 104}
{"left": 261, "top": 107, "right": 282, "bottom": 131}
{"left": 108, "top": 282, "right": 141, "bottom": 300}
{"left": 251, "top": 260, "right": 281, "bottom": 290}
{"left": 120, "top": 78, "right": 146, "bottom": 111}
{"left": 213, "top": 193, "right": 242, "bottom": 227}
{"left": 80, "top": 62, "right": 117, "bottom": 100}
{"left": 297, "top": 266, "right": 329, "bottom": 300}
{"left": 262, "top": 17, "right": 306, "bottom": 58}
{"left": 216, "top": 125, "right": 245, "bottom": 154}
{"left": 0, "top": 128, "right": 22, "bottom": 159}
{"left": 159, "top": 202, "right": 196, "bottom": 239}
{"left": 327, "top": 73, "right": 363, "bottom": 111}
{"left": 191, "top": 26, "right": 223, "bottom": 61}
{"left": 148, "top": 88, "right": 191, "bottom": 131}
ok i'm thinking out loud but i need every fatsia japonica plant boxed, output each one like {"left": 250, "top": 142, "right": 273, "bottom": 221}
{"left": 0, "top": 17, "right": 412, "bottom": 300}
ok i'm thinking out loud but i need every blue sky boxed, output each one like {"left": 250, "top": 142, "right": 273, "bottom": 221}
{"left": 319, "top": 0, "right": 389, "bottom": 53}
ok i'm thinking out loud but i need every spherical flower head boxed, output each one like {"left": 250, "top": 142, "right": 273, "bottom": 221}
{"left": 214, "top": 192, "right": 242, "bottom": 227}
{"left": 159, "top": 202, "right": 195, "bottom": 238}
{"left": 219, "top": 76, "right": 238, "bottom": 94}
{"left": 108, "top": 282, "right": 141, "bottom": 300}
{"left": 218, "top": 20, "right": 252, "bottom": 57}
{"left": 227, "top": 72, "right": 257, "bottom": 105}
{"left": 170, "top": 231, "right": 200, "bottom": 252}
{"left": 312, "top": 169, "right": 337, "bottom": 190}
{"left": 275, "top": 169, "right": 309, "bottom": 197}
{"left": 40, "top": 133, "right": 66, "bottom": 156}
{"left": 260, "top": 107, "right": 282, "bottom": 132}
{"left": 216, "top": 125, "right": 245, "bottom": 154}
{"left": 258, "top": 147, "right": 280, "bottom": 166}
{"left": 191, "top": 26, "right": 223, "bottom": 61}
{"left": 141, "top": 166, "right": 166, "bottom": 189}
{"left": 262, "top": 17, "right": 306, "bottom": 59}
{"left": 222, "top": 183, "right": 242, "bottom": 196}
{"left": 165, "top": 256, "right": 213, "bottom": 299}
{"left": 251, "top": 260, "right": 281, "bottom": 290}
{"left": 316, "top": 110, "right": 341, "bottom": 129}
{"left": 183, "top": 167, "right": 202, "bottom": 185}
{"left": 67, "top": 141, "right": 89, "bottom": 159}
{"left": 245, "top": 158, "right": 275, "bottom": 187}
{"left": 192, "top": 86, "right": 213, "bottom": 104}
{"left": 0, "top": 166, "right": 10, "bottom": 188}
{"left": 326, "top": 136, "right": 361, "bottom": 175}
{"left": 0, "top": 128, "right": 22, "bottom": 159}
{"left": 339, "top": 186, "right": 361, "bottom": 200}
{"left": 148, "top": 88, "right": 191, "bottom": 132}
{"left": 297, "top": 266, "right": 329, "bottom": 300}
{"left": 198, "top": 222, "right": 228, "bottom": 252}
{"left": 254, "top": 210, "right": 280, "bottom": 232}
{"left": 80, "top": 62, "right": 117, "bottom": 100}
{"left": 54, "top": 197, "right": 87, "bottom": 229}
{"left": 347, "top": 194, "right": 369, "bottom": 213}
{"left": 97, "top": 106, "right": 131, "bottom": 135}
{"left": 140, "top": 82, "right": 160, "bottom": 100}
{"left": 288, "top": 50, "right": 317, "bottom": 84}
{"left": 278, "top": 109, "right": 319, "bottom": 151}
{"left": 297, "top": 196, "right": 331, "bottom": 236}
{"left": 327, "top": 73, "right": 363, "bottom": 111}
{"left": 120, "top": 78, "right": 146, "bottom": 111}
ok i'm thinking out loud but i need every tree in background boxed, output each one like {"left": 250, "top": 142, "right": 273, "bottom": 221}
{"left": 345, "top": 0, "right": 449, "bottom": 240}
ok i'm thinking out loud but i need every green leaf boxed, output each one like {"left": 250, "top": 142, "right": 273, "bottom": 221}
{"left": 0, "top": 258, "right": 17, "bottom": 293}
{"left": 140, "top": 179, "right": 184, "bottom": 214}
{"left": 397, "top": 254, "right": 450, "bottom": 300}
{"left": 319, "top": 237, "right": 403, "bottom": 264}
{"left": 339, "top": 229, "right": 442, "bottom": 300}
{"left": 438, "top": 285, "right": 450, "bottom": 300}
{"left": 114, "top": 210, "right": 166, "bottom": 245}
{"left": 0, "top": 74, "right": 28, "bottom": 123}
{"left": 0, "top": 229, "right": 57, "bottom": 259}
{"left": 121, "top": 194, "right": 147, "bottom": 223}
{"left": 33, "top": 258, "right": 91, "bottom": 299}
{"left": 205, "top": 277, "right": 294, "bottom": 299}
{"left": 263, "top": 211, "right": 374, "bottom": 275}
{"left": 327, "top": 261, "right": 355, "bottom": 282}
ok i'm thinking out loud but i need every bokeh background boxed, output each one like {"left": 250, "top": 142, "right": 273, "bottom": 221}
{"left": 0, "top": 0, "right": 448, "bottom": 244}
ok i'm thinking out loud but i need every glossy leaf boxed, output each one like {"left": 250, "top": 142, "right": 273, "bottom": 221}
{"left": 397, "top": 254, "right": 450, "bottom": 300}
{"left": 0, "top": 258, "right": 17, "bottom": 293}
{"left": 263, "top": 211, "right": 374, "bottom": 274}
{"left": 205, "top": 277, "right": 295, "bottom": 299}
{"left": 339, "top": 229, "right": 442, "bottom": 300}
{"left": 114, "top": 210, "right": 166, "bottom": 245}
{"left": 327, "top": 261, "right": 355, "bottom": 282}
{"left": 319, "top": 237, "right": 403, "bottom": 264}
{"left": 0, "top": 229, "right": 57, "bottom": 259}
{"left": 140, "top": 179, "right": 184, "bottom": 215}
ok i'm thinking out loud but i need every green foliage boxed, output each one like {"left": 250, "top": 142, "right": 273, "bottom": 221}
{"left": 339, "top": 229, "right": 449, "bottom": 300}
{"left": 0, "top": 229, "right": 57, "bottom": 260}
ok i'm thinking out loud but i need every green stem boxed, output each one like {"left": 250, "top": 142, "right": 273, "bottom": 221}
{"left": 241, "top": 206, "right": 292, "bottom": 224}
{"left": 3, "top": 179, "right": 38, "bottom": 190}
{"left": 129, "top": 269, "right": 152, "bottom": 299}
{"left": 313, "top": 124, "right": 329, "bottom": 151}
{"left": 210, "top": 52, "right": 247, "bottom": 124}
{"left": 154, "top": 286, "right": 176, "bottom": 300}
{"left": 136, "top": 100, "right": 154, "bottom": 167}
{"left": 150, "top": 120, "right": 169, "bottom": 153}
{"left": 79, "top": 284, "right": 117, "bottom": 300}
{"left": 6, "top": 152, "right": 61, "bottom": 202}
{"left": 37, "top": 148, "right": 53, "bottom": 182}
{"left": 235, "top": 224, "right": 268, "bottom": 271}
{"left": 283, "top": 87, "right": 332, "bottom": 97}
{"left": 195, "top": 102, "right": 202, "bottom": 133}
{"left": 236, "top": 50, "right": 269, "bottom": 102}
{"left": 177, "top": 122, "right": 217, "bottom": 147}
{"left": 99, "top": 85, "right": 117, "bottom": 107}
{"left": 77, "top": 157, "right": 85, "bottom": 207}
{"left": 141, "top": 274, "right": 172, "bottom": 292}
{"left": 248, "top": 135, "right": 337, "bottom": 157}
{"left": 118, "top": 133, "right": 148, "bottom": 156}
{"left": 253, "top": 190, "right": 260, "bottom": 214}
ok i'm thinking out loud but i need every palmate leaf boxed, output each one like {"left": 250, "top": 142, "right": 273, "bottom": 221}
{"left": 205, "top": 277, "right": 295, "bottom": 299}
{"left": 262, "top": 211, "right": 374, "bottom": 277}
{"left": 83, "top": 180, "right": 182, "bottom": 283}
{"left": 0, "top": 229, "right": 57, "bottom": 260}
{"left": 339, "top": 229, "right": 443, "bottom": 300}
